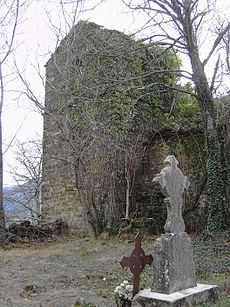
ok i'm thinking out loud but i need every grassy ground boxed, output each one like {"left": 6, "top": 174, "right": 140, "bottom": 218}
{"left": 0, "top": 231, "right": 229, "bottom": 306}
{"left": 192, "top": 231, "right": 230, "bottom": 306}
{"left": 73, "top": 231, "right": 230, "bottom": 306}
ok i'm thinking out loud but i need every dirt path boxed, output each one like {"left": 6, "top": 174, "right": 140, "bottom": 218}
{"left": 0, "top": 237, "right": 144, "bottom": 307}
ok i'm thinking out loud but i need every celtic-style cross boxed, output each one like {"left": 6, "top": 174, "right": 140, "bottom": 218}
{"left": 120, "top": 234, "right": 153, "bottom": 297}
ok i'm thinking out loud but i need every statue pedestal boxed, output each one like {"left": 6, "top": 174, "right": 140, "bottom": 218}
{"left": 142, "top": 156, "right": 219, "bottom": 306}
{"left": 135, "top": 232, "right": 218, "bottom": 306}
{"left": 152, "top": 232, "right": 196, "bottom": 294}
{"left": 135, "top": 284, "right": 218, "bottom": 306}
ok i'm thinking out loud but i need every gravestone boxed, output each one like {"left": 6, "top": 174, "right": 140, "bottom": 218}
{"left": 136, "top": 155, "right": 218, "bottom": 306}
{"left": 152, "top": 155, "right": 196, "bottom": 294}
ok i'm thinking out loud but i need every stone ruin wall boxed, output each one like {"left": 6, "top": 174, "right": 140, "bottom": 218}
{"left": 41, "top": 38, "right": 87, "bottom": 234}
{"left": 41, "top": 105, "right": 206, "bottom": 235}
{"left": 133, "top": 130, "right": 206, "bottom": 234}
{"left": 41, "top": 23, "right": 207, "bottom": 235}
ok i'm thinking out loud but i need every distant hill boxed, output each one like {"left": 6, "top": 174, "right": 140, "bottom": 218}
{"left": 3, "top": 185, "right": 38, "bottom": 227}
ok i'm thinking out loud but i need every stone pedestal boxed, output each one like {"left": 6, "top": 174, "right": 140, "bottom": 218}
{"left": 140, "top": 156, "right": 219, "bottom": 306}
{"left": 152, "top": 232, "right": 196, "bottom": 294}
{"left": 135, "top": 284, "right": 219, "bottom": 306}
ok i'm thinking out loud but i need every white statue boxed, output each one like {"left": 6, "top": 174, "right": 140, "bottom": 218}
{"left": 153, "top": 155, "right": 190, "bottom": 233}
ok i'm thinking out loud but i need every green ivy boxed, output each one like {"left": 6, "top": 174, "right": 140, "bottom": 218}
{"left": 207, "top": 146, "right": 226, "bottom": 232}
{"left": 56, "top": 21, "right": 204, "bottom": 234}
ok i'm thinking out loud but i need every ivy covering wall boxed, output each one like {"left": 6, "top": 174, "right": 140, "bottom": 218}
{"left": 42, "top": 21, "right": 230, "bottom": 235}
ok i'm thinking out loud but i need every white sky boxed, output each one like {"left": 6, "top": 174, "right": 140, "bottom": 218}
{"left": 3, "top": 0, "right": 138, "bottom": 186}
{"left": 2, "top": 0, "right": 230, "bottom": 186}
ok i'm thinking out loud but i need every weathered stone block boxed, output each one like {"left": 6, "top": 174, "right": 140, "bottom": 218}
{"left": 152, "top": 232, "right": 196, "bottom": 294}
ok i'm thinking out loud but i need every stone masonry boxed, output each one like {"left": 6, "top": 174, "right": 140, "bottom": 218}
{"left": 41, "top": 25, "right": 86, "bottom": 233}
{"left": 151, "top": 155, "right": 196, "bottom": 294}
{"left": 136, "top": 156, "right": 218, "bottom": 306}
{"left": 41, "top": 21, "right": 207, "bottom": 234}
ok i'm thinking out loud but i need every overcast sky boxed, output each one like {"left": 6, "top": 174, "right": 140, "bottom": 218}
{"left": 3, "top": 0, "right": 138, "bottom": 186}
{"left": 2, "top": 0, "right": 230, "bottom": 186}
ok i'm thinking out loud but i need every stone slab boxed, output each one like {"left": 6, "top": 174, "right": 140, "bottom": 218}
{"left": 152, "top": 232, "right": 196, "bottom": 294}
{"left": 135, "top": 284, "right": 219, "bottom": 306}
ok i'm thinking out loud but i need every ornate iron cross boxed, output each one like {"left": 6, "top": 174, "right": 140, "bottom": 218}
{"left": 120, "top": 233, "right": 153, "bottom": 297}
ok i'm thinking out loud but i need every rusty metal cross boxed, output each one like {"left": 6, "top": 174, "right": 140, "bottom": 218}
{"left": 120, "top": 234, "right": 153, "bottom": 297}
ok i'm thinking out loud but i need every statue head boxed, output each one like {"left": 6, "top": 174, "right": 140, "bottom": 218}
{"left": 163, "top": 155, "right": 179, "bottom": 168}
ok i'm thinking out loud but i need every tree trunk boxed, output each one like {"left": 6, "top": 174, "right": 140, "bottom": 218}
{"left": 125, "top": 157, "right": 131, "bottom": 220}
{"left": 74, "top": 158, "right": 97, "bottom": 239}
{"left": 0, "top": 116, "right": 5, "bottom": 246}
{"left": 188, "top": 47, "right": 226, "bottom": 231}
{"left": 0, "top": 63, "right": 5, "bottom": 246}
{"left": 125, "top": 177, "right": 130, "bottom": 220}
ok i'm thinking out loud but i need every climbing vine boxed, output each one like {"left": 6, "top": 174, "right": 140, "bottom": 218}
{"left": 55, "top": 21, "right": 209, "bottom": 235}
{"left": 207, "top": 146, "right": 226, "bottom": 232}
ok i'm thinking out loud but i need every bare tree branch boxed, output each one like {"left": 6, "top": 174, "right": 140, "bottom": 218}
{"left": 203, "top": 23, "right": 230, "bottom": 66}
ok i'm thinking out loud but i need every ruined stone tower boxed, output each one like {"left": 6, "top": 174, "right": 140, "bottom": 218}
{"left": 41, "top": 21, "right": 146, "bottom": 234}
{"left": 41, "top": 22, "right": 88, "bottom": 233}
{"left": 41, "top": 21, "right": 207, "bottom": 235}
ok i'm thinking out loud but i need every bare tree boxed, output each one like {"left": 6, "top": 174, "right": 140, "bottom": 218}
{"left": 123, "top": 133, "right": 148, "bottom": 221}
{"left": 222, "top": 28, "right": 230, "bottom": 91}
{"left": 16, "top": 20, "right": 181, "bottom": 238}
{"left": 6, "top": 139, "right": 42, "bottom": 225}
{"left": 122, "top": 0, "right": 230, "bottom": 231}
{"left": 16, "top": 0, "right": 203, "bottom": 237}
{"left": 0, "top": 0, "right": 22, "bottom": 246}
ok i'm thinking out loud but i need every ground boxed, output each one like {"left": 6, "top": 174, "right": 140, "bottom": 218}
{"left": 0, "top": 236, "right": 137, "bottom": 307}
{"left": 0, "top": 234, "right": 229, "bottom": 307}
